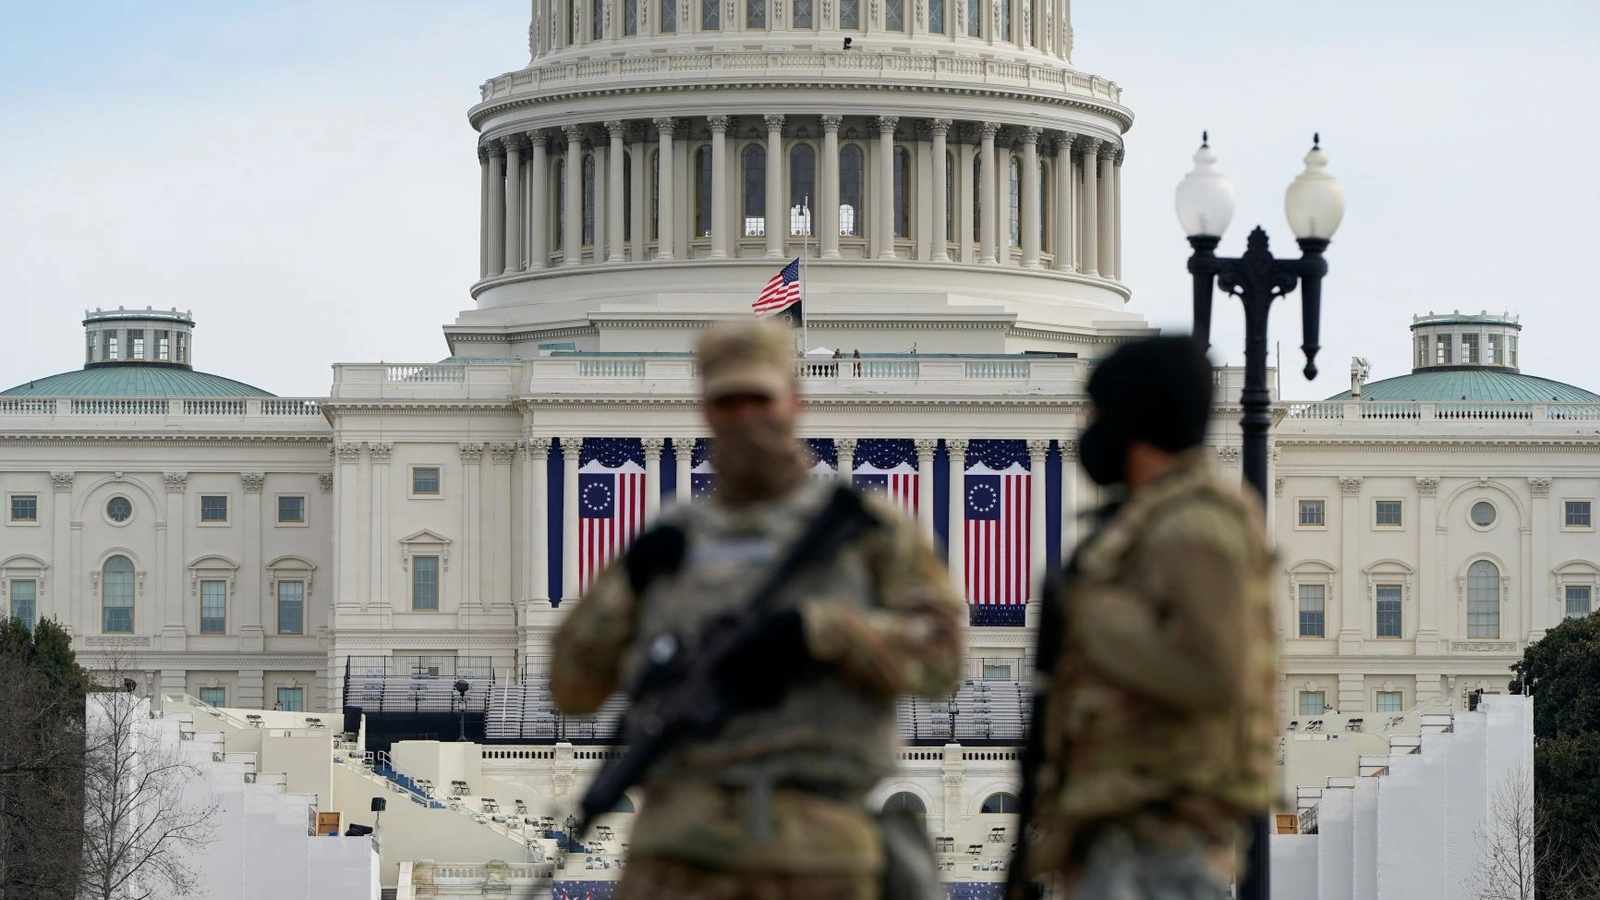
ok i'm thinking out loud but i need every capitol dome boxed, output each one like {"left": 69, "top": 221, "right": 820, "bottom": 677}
{"left": 449, "top": 0, "right": 1143, "bottom": 360}
{"left": 1329, "top": 311, "right": 1599, "bottom": 403}
{"left": 1, "top": 308, "right": 273, "bottom": 398}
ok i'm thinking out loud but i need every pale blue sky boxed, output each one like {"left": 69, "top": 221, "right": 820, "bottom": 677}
{"left": 2, "top": 1, "right": 1597, "bottom": 398}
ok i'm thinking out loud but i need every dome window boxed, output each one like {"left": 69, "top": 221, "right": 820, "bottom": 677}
{"left": 1470, "top": 501, "right": 1496, "bottom": 529}
{"left": 106, "top": 496, "right": 133, "bottom": 524}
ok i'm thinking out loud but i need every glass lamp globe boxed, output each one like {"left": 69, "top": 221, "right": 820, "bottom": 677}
{"left": 1285, "top": 136, "right": 1345, "bottom": 241}
{"left": 1174, "top": 134, "right": 1235, "bottom": 239}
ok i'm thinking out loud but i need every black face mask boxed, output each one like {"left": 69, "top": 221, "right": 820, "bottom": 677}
{"left": 1079, "top": 419, "right": 1128, "bottom": 487}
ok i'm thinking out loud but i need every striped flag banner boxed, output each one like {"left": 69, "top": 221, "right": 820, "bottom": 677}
{"left": 852, "top": 438, "right": 918, "bottom": 518}
{"left": 578, "top": 438, "right": 646, "bottom": 593}
{"left": 964, "top": 440, "right": 1030, "bottom": 607}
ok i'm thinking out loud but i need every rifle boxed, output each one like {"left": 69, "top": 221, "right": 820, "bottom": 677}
{"left": 573, "top": 484, "right": 881, "bottom": 839}
{"left": 1007, "top": 501, "right": 1121, "bottom": 900}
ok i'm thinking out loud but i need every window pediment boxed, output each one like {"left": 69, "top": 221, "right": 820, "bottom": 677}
{"left": 400, "top": 530, "right": 451, "bottom": 572}
{"left": 265, "top": 555, "right": 316, "bottom": 598}
{"left": 1, "top": 554, "right": 49, "bottom": 598}
{"left": 188, "top": 555, "right": 239, "bottom": 597}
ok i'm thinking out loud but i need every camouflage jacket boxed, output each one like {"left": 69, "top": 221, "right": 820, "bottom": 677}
{"left": 550, "top": 480, "right": 965, "bottom": 874}
{"left": 1024, "top": 450, "right": 1277, "bottom": 880}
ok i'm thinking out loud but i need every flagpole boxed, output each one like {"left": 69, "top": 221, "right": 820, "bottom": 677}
{"left": 801, "top": 194, "right": 811, "bottom": 354}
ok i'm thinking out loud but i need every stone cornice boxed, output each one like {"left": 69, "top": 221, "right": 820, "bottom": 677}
{"left": 0, "top": 435, "right": 330, "bottom": 447}
{"left": 316, "top": 402, "right": 518, "bottom": 416}
{"left": 512, "top": 396, "right": 1091, "bottom": 412}
{"left": 1276, "top": 437, "right": 1600, "bottom": 452}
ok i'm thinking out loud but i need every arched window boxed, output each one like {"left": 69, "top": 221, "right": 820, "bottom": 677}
{"left": 839, "top": 144, "right": 864, "bottom": 237}
{"left": 650, "top": 150, "right": 660, "bottom": 239}
{"left": 790, "top": 144, "right": 816, "bottom": 235}
{"left": 966, "top": 0, "right": 980, "bottom": 35}
{"left": 695, "top": 146, "right": 713, "bottom": 238}
{"left": 661, "top": 0, "right": 677, "bottom": 31}
{"left": 981, "top": 792, "right": 1019, "bottom": 814}
{"left": 971, "top": 153, "right": 983, "bottom": 239}
{"left": 612, "top": 795, "right": 636, "bottom": 813}
{"left": 893, "top": 147, "right": 910, "bottom": 238}
{"left": 742, "top": 144, "right": 766, "bottom": 236}
{"left": 582, "top": 152, "right": 597, "bottom": 246}
{"left": 592, "top": 0, "right": 604, "bottom": 38}
{"left": 102, "top": 555, "right": 135, "bottom": 634}
{"left": 945, "top": 151, "right": 955, "bottom": 241}
{"left": 554, "top": 158, "right": 566, "bottom": 250}
{"left": 1008, "top": 155, "right": 1020, "bottom": 247}
{"left": 623, "top": 152, "right": 633, "bottom": 241}
{"left": 625, "top": 0, "right": 639, "bottom": 33}
{"left": 1468, "top": 560, "right": 1501, "bottom": 639}
{"left": 748, "top": 0, "right": 766, "bottom": 27}
{"left": 882, "top": 792, "right": 926, "bottom": 815}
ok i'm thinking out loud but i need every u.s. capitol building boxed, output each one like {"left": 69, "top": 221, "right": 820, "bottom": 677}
{"left": 0, "top": 0, "right": 1592, "bottom": 893}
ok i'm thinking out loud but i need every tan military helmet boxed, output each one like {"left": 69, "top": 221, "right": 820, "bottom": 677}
{"left": 695, "top": 320, "right": 798, "bottom": 401}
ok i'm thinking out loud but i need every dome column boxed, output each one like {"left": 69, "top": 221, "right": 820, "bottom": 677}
{"left": 1078, "top": 137, "right": 1099, "bottom": 277}
{"left": 528, "top": 131, "right": 549, "bottom": 270}
{"left": 1020, "top": 126, "right": 1041, "bottom": 268}
{"left": 765, "top": 115, "right": 787, "bottom": 258}
{"left": 487, "top": 141, "right": 506, "bottom": 275}
{"left": 654, "top": 118, "right": 676, "bottom": 261}
{"left": 563, "top": 126, "right": 584, "bottom": 266}
{"left": 708, "top": 116, "right": 730, "bottom": 259}
{"left": 930, "top": 119, "right": 951, "bottom": 262}
{"left": 978, "top": 123, "right": 999, "bottom": 264}
{"left": 503, "top": 136, "right": 525, "bottom": 275}
{"left": 876, "top": 116, "right": 899, "bottom": 260}
{"left": 606, "top": 121, "right": 627, "bottom": 263}
{"left": 1111, "top": 146, "right": 1124, "bottom": 279}
{"left": 478, "top": 146, "right": 491, "bottom": 278}
{"left": 1052, "top": 132, "right": 1075, "bottom": 271}
{"left": 1097, "top": 142, "right": 1115, "bottom": 278}
{"left": 629, "top": 125, "right": 647, "bottom": 261}
{"left": 820, "top": 115, "right": 843, "bottom": 259}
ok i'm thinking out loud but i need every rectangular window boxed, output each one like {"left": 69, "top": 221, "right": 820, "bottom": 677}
{"left": 1565, "top": 501, "right": 1592, "bottom": 529}
{"left": 792, "top": 0, "right": 812, "bottom": 26}
{"left": 1415, "top": 336, "right": 1427, "bottom": 368}
{"left": 1298, "top": 691, "right": 1326, "bottom": 716}
{"left": 1461, "top": 333, "right": 1479, "bottom": 364}
{"left": 966, "top": 0, "right": 979, "bottom": 34}
{"left": 1567, "top": 585, "right": 1593, "bottom": 620}
{"left": 413, "top": 556, "right": 440, "bottom": 611}
{"left": 412, "top": 467, "right": 441, "bottom": 496}
{"left": 703, "top": 0, "right": 720, "bottom": 28}
{"left": 1375, "top": 500, "right": 1402, "bottom": 527}
{"left": 747, "top": 0, "right": 765, "bottom": 27}
{"left": 1509, "top": 336, "right": 1518, "bottom": 367}
{"left": 176, "top": 332, "right": 187, "bottom": 363}
{"left": 1435, "top": 335, "right": 1451, "bottom": 365}
{"left": 277, "top": 580, "right": 304, "bottom": 634}
{"left": 661, "top": 0, "right": 676, "bottom": 31}
{"left": 10, "top": 579, "right": 35, "bottom": 630}
{"left": 838, "top": 0, "right": 858, "bottom": 28}
{"left": 128, "top": 329, "right": 145, "bottom": 359}
{"left": 885, "top": 0, "right": 903, "bottom": 29}
{"left": 10, "top": 495, "right": 37, "bottom": 523}
{"left": 88, "top": 331, "right": 98, "bottom": 363}
{"left": 1297, "top": 584, "right": 1326, "bottom": 638}
{"left": 156, "top": 330, "right": 170, "bottom": 361}
{"left": 1487, "top": 334, "right": 1500, "bottom": 365}
{"left": 278, "top": 495, "right": 306, "bottom": 524}
{"left": 1298, "top": 499, "right": 1325, "bottom": 527}
{"left": 106, "top": 333, "right": 119, "bottom": 361}
{"left": 198, "top": 687, "right": 226, "bottom": 707}
{"left": 200, "top": 580, "right": 227, "bottom": 634}
{"left": 275, "top": 687, "right": 304, "bottom": 712}
{"left": 928, "top": 0, "right": 943, "bottom": 32}
{"left": 1376, "top": 691, "right": 1403, "bottom": 713}
{"left": 998, "top": 0, "right": 1010, "bottom": 39}
{"left": 625, "top": 0, "right": 638, "bottom": 33}
{"left": 1376, "top": 584, "right": 1402, "bottom": 638}
{"left": 200, "top": 495, "right": 229, "bottom": 522}
{"left": 981, "top": 663, "right": 1012, "bottom": 680}
{"left": 592, "top": 0, "right": 603, "bottom": 38}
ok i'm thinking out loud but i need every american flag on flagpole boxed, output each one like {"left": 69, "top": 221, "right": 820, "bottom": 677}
{"left": 964, "top": 440, "right": 1030, "bottom": 606}
{"left": 578, "top": 438, "right": 647, "bottom": 592}
{"left": 753, "top": 258, "right": 802, "bottom": 315}
{"left": 852, "top": 438, "right": 918, "bottom": 518}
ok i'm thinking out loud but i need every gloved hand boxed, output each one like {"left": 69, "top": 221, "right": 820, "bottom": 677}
{"left": 712, "top": 607, "right": 814, "bottom": 711}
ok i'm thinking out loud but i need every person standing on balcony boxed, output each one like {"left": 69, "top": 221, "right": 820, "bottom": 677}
{"left": 551, "top": 319, "right": 965, "bottom": 900}
{"left": 1010, "top": 336, "right": 1277, "bottom": 900}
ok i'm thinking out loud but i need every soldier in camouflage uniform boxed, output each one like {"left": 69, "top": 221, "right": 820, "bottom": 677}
{"left": 551, "top": 319, "right": 966, "bottom": 900}
{"left": 1015, "top": 336, "right": 1277, "bottom": 899}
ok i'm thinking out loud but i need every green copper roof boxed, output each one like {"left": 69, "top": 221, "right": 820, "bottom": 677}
{"left": 1, "top": 366, "right": 274, "bottom": 398}
{"left": 1328, "top": 369, "right": 1599, "bottom": 403}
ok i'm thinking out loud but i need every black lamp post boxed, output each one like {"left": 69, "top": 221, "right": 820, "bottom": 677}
{"left": 454, "top": 679, "right": 470, "bottom": 741}
{"left": 1176, "top": 133, "right": 1345, "bottom": 900}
